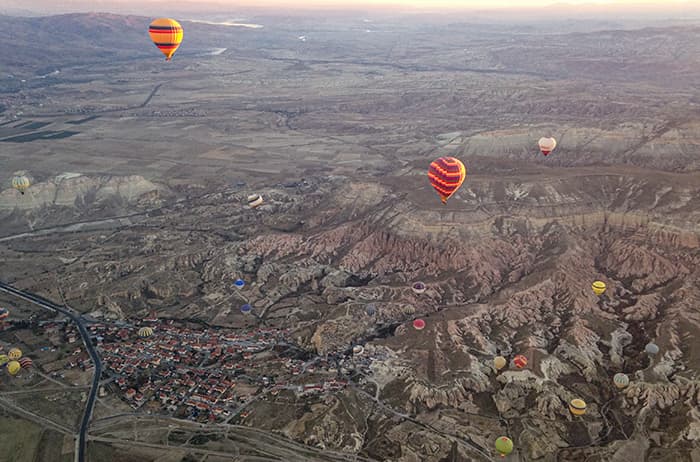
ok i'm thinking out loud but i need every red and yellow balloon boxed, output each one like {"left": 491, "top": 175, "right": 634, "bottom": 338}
{"left": 148, "top": 18, "right": 184, "bottom": 61}
{"left": 428, "top": 157, "right": 466, "bottom": 204}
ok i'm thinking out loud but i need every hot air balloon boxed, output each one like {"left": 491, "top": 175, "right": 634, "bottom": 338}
{"left": 569, "top": 398, "right": 587, "bottom": 416}
{"left": 0, "top": 355, "right": 9, "bottom": 367}
{"left": 413, "top": 319, "right": 426, "bottom": 330}
{"left": 592, "top": 281, "right": 606, "bottom": 296}
{"left": 0, "top": 307, "right": 9, "bottom": 320}
{"left": 247, "top": 194, "right": 264, "bottom": 209}
{"left": 538, "top": 137, "right": 557, "bottom": 156}
{"left": 495, "top": 436, "right": 514, "bottom": 458}
{"left": 365, "top": 304, "right": 376, "bottom": 316}
{"left": 240, "top": 304, "right": 252, "bottom": 314}
{"left": 494, "top": 356, "right": 507, "bottom": 371}
{"left": 233, "top": 279, "right": 245, "bottom": 289}
{"left": 645, "top": 343, "right": 659, "bottom": 355}
{"left": 7, "top": 361, "right": 21, "bottom": 376}
{"left": 352, "top": 345, "right": 364, "bottom": 355}
{"left": 148, "top": 18, "right": 184, "bottom": 61}
{"left": 411, "top": 282, "right": 426, "bottom": 295}
{"left": 12, "top": 175, "right": 31, "bottom": 195}
{"left": 8, "top": 348, "right": 22, "bottom": 360}
{"left": 613, "top": 373, "right": 629, "bottom": 389}
{"left": 138, "top": 327, "right": 154, "bottom": 338}
{"left": 513, "top": 355, "right": 528, "bottom": 369}
{"left": 428, "top": 157, "right": 466, "bottom": 204}
{"left": 18, "top": 357, "right": 32, "bottom": 369}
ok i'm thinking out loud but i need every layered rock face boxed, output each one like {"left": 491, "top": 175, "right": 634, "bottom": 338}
{"left": 2, "top": 168, "right": 699, "bottom": 461}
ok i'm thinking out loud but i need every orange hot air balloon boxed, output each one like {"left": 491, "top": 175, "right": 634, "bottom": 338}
{"left": 428, "top": 157, "right": 466, "bottom": 204}
{"left": 513, "top": 355, "right": 528, "bottom": 369}
{"left": 148, "top": 18, "right": 184, "bottom": 61}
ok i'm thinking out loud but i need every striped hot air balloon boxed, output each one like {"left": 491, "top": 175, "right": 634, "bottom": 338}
{"left": 428, "top": 157, "right": 466, "bottom": 204}
{"left": 12, "top": 174, "right": 31, "bottom": 195}
{"left": 513, "top": 355, "right": 528, "bottom": 369}
{"left": 18, "top": 357, "right": 32, "bottom": 369}
{"left": 148, "top": 18, "right": 184, "bottom": 61}
{"left": 138, "top": 327, "right": 154, "bottom": 338}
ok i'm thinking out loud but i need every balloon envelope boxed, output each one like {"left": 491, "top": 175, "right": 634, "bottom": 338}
{"left": 645, "top": 343, "right": 659, "bottom": 355}
{"left": 413, "top": 319, "right": 426, "bottom": 330}
{"left": 234, "top": 279, "right": 245, "bottom": 289}
{"left": 592, "top": 281, "right": 606, "bottom": 296}
{"left": 12, "top": 175, "right": 31, "bottom": 194}
{"left": 138, "top": 327, "right": 154, "bottom": 338}
{"left": 613, "top": 373, "right": 629, "bottom": 389}
{"left": 7, "top": 361, "right": 21, "bottom": 376}
{"left": 241, "top": 304, "right": 252, "bottom": 314}
{"left": 8, "top": 348, "right": 22, "bottom": 360}
{"left": 352, "top": 345, "right": 364, "bottom": 355}
{"left": 495, "top": 436, "right": 514, "bottom": 457}
{"left": 494, "top": 356, "right": 507, "bottom": 370}
{"left": 148, "top": 18, "right": 184, "bottom": 61}
{"left": 0, "top": 307, "right": 8, "bottom": 320}
{"left": 411, "top": 282, "right": 426, "bottom": 294}
{"left": 0, "top": 355, "right": 8, "bottom": 367}
{"left": 538, "top": 137, "right": 557, "bottom": 156}
{"left": 365, "top": 304, "right": 376, "bottom": 316}
{"left": 569, "top": 398, "right": 587, "bottom": 416}
{"left": 513, "top": 355, "right": 527, "bottom": 369}
{"left": 428, "top": 157, "right": 466, "bottom": 204}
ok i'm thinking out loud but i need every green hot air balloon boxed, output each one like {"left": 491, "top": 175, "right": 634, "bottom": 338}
{"left": 495, "top": 436, "right": 513, "bottom": 458}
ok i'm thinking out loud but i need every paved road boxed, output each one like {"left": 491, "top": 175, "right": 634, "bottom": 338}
{"left": 0, "top": 281, "right": 102, "bottom": 462}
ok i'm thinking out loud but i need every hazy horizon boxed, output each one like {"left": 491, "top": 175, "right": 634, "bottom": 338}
{"left": 3, "top": 0, "right": 698, "bottom": 15}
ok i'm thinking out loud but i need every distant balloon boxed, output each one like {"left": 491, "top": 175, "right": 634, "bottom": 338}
{"left": 613, "top": 373, "right": 629, "bottom": 389}
{"left": 413, "top": 319, "right": 426, "bottom": 330}
{"left": 233, "top": 279, "right": 246, "bottom": 289}
{"left": 569, "top": 398, "right": 587, "bottom": 416}
{"left": 538, "top": 137, "right": 557, "bottom": 156}
{"left": 12, "top": 175, "right": 31, "bottom": 195}
{"left": 592, "top": 281, "right": 606, "bottom": 296}
{"left": 352, "top": 345, "right": 364, "bottom": 355}
{"left": 0, "top": 307, "right": 9, "bottom": 320}
{"left": 138, "top": 327, "right": 154, "bottom": 338}
{"left": 148, "top": 18, "right": 184, "bottom": 61}
{"left": 240, "top": 304, "right": 252, "bottom": 314}
{"left": 7, "top": 361, "right": 21, "bottom": 376}
{"left": 247, "top": 194, "right": 264, "bottom": 209}
{"left": 18, "top": 357, "right": 32, "bottom": 369}
{"left": 8, "top": 348, "right": 22, "bottom": 360}
{"left": 494, "top": 356, "right": 507, "bottom": 371}
{"left": 645, "top": 343, "right": 659, "bottom": 355}
{"left": 0, "top": 355, "right": 8, "bottom": 367}
{"left": 411, "top": 282, "right": 426, "bottom": 295}
{"left": 495, "top": 436, "right": 514, "bottom": 458}
{"left": 513, "top": 355, "right": 528, "bottom": 369}
{"left": 428, "top": 157, "right": 467, "bottom": 204}
{"left": 365, "top": 304, "right": 376, "bottom": 316}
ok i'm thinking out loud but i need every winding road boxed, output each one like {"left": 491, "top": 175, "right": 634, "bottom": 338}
{"left": 0, "top": 281, "right": 102, "bottom": 462}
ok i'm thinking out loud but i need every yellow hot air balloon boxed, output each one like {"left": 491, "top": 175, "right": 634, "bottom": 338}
{"left": 592, "top": 281, "right": 606, "bottom": 296}
{"left": 12, "top": 175, "right": 31, "bottom": 195}
{"left": 138, "top": 327, "right": 154, "bottom": 338}
{"left": 8, "top": 348, "right": 22, "bottom": 360}
{"left": 148, "top": 18, "right": 184, "bottom": 61}
{"left": 494, "top": 356, "right": 507, "bottom": 371}
{"left": 0, "top": 354, "right": 9, "bottom": 367}
{"left": 7, "top": 360, "right": 21, "bottom": 376}
{"left": 569, "top": 398, "right": 587, "bottom": 416}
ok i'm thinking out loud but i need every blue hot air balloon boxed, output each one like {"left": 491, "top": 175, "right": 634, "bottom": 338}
{"left": 233, "top": 279, "right": 245, "bottom": 289}
{"left": 241, "top": 304, "right": 252, "bottom": 314}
